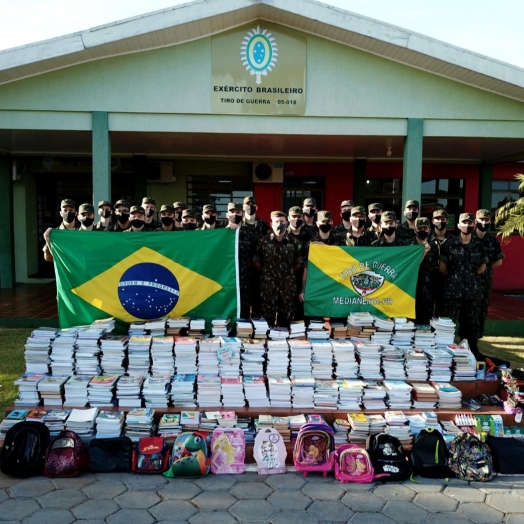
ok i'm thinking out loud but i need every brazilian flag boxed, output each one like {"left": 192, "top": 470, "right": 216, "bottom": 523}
{"left": 304, "top": 244, "right": 424, "bottom": 318}
{"left": 51, "top": 229, "right": 238, "bottom": 329}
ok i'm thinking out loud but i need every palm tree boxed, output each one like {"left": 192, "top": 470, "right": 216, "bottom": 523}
{"left": 494, "top": 174, "right": 524, "bottom": 239}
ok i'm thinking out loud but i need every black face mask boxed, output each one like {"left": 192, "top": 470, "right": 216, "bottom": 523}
{"left": 476, "top": 222, "right": 490, "bottom": 232}
{"left": 295, "top": 219, "right": 303, "bottom": 228}
{"left": 248, "top": 205, "right": 257, "bottom": 215}
{"left": 161, "top": 216, "right": 174, "bottom": 227}
{"left": 131, "top": 219, "right": 144, "bottom": 229}
{"left": 81, "top": 217, "right": 94, "bottom": 228}
{"left": 183, "top": 222, "right": 197, "bottom": 231}
{"left": 460, "top": 225, "right": 474, "bottom": 235}
{"left": 357, "top": 218, "right": 366, "bottom": 229}
{"left": 117, "top": 213, "right": 129, "bottom": 224}
{"left": 233, "top": 214, "right": 243, "bottom": 224}
{"left": 341, "top": 211, "right": 351, "bottom": 222}
{"left": 435, "top": 222, "right": 447, "bottom": 231}
{"left": 303, "top": 208, "right": 316, "bottom": 218}
{"left": 406, "top": 211, "right": 419, "bottom": 221}
{"left": 62, "top": 211, "right": 76, "bottom": 224}
{"left": 383, "top": 226, "right": 396, "bottom": 236}
{"left": 204, "top": 215, "right": 217, "bottom": 225}
{"left": 175, "top": 212, "right": 183, "bottom": 222}
{"left": 319, "top": 223, "right": 332, "bottom": 233}
{"left": 373, "top": 215, "right": 382, "bottom": 224}
{"left": 276, "top": 223, "right": 287, "bottom": 234}
{"left": 146, "top": 208, "right": 155, "bottom": 218}
{"left": 416, "top": 230, "right": 429, "bottom": 240}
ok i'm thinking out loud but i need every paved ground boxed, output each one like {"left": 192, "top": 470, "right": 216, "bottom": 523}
{"left": 1, "top": 467, "right": 524, "bottom": 523}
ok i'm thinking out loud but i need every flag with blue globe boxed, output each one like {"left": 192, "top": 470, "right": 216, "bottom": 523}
{"left": 241, "top": 25, "right": 278, "bottom": 84}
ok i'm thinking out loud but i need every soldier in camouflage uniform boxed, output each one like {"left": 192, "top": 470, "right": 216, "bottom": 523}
{"left": 156, "top": 204, "right": 180, "bottom": 231}
{"left": 439, "top": 213, "right": 488, "bottom": 360}
{"left": 372, "top": 211, "right": 408, "bottom": 247}
{"left": 94, "top": 200, "right": 113, "bottom": 231}
{"left": 302, "top": 197, "right": 319, "bottom": 237}
{"left": 172, "top": 201, "right": 187, "bottom": 229}
{"left": 345, "top": 206, "right": 373, "bottom": 246}
{"left": 142, "top": 197, "right": 161, "bottom": 231}
{"left": 398, "top": 199, "right": 419, "bottom": 242}
{"left": 253, "top": 211, "right": 303, "bottom": 327}
{"left": 333, "top": 199, "right": 354, "bottom": 235}
{"left": 475, "top": 209, "right": 504, "bottom": 337}
{"left": 367, "top": 202, "right": 382, "bottom": 241}
{"left": 109, "top": 199, "right": 131, "bottom": 232}
{"left": 410, "top": 217, "right": 440, "bottom": 324}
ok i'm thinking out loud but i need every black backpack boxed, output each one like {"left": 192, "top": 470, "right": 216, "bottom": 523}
{"left": 88, "top": 437, "right": 134, "bottom": 473}
{"left": 367, "top": 433, "right": 410, "bottom": 481}
{"left": 410, "top": 428, "right": 451, "bottom": 478}
{"left": 0, "top": 421, "right": 50, "bottom": 477}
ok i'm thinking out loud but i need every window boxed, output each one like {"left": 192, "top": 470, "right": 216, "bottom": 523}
{"left": 492, "top": 179, "right": 520, "bottom": 211}
{"left": 365, "top": 178, "right": 403, "bottom": 216}
{"left": 421, "top": 178, "right": 464, "bottom": 221}
{"left": 282, "top": 177, "right": 325, "bottom": 212}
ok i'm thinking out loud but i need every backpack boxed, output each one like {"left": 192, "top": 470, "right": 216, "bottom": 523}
{"left": 332, "top": 444, "right": 374, "bottom": 483}
{"left": 88, "top": 437, "right": 134, "bottom": 473}
{"left": 410, "top": 428, "right": 451, "bottom": 478}
{"left": 0, "top": 421, "right": 50, "bottom": 478}
{"left": 488, "top": 435, "right": 524, "bottom": 474}
{"left": 367, "top": 433, "right": 410, "bottom": 481}
{"left": 164, "top": 432, "right": 210, "bottom": 478}
{"left": 132, "top": 437, "right": 170, "bottom": 474}
{"left": 211, "top": 428, "right": 246, "bottom": 474}
{"left": 449, "top": 433, "right": 494, "bottom": 482}
{"left": 293, "top": 423, "right": 335, "bottom": 477}
{"left": 44, "top": 430, "right": 89, "bottom": 478}
{"left": 253, "top": 427, "right": 287, "bottom": 475}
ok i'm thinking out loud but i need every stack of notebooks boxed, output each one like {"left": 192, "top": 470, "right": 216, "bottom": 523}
{"left": 337, "top": 379, "right": 365, "bottom": 410}
{"left": 150, "top": 336, "right": 175, "bottom": 375}
{"left": 125, "top": 407, "right": 156, "bottom": 442}
{"left": 116, "top": 375, "right": 144, "bottom": 408}
{"left": 170, "top": 374, "right": 196, "bottom": 407}
{"left": 381, "top": 345, "right": 406, "bottom": 380}
{"left": 255, "top": 415, "right": 291, "bottom": 443}
{"left": 431, "top": 382, "right": 462, "bottom": 409}
{"left": 354, "top": 341, "right": 382, "bottom": 380}
{"left": 221, "top": 377, "right": 245, "bottom": 407}
{"left": 166, "top": 317, "right": 189, "bottom": 336}
{"left": 406, "top": 413, "right": 426, "bottom": 436}
{"left": 145, "top": 318, "right": 166, "bottom": 337}
{"left": 289, "top": 321, "right": 306, "bottom": 338}
{"left": 422, "top": 411, "right": 439, "bottom": 430}
{"left": 348, "top": 413, "right": 370, "bottom": 445}
{"left": 49, "top": 331, "right": 76, "bottom": 375}
{"left": 188, "top": 318, "right": 206, "bottom": 337}
{"left": 38, "top": 375, "right": 69, "bottom": 407}
{"left": 24, "top": 332, "right": 52, "bottom": 374}
{"left": 268, "top": 326, "right": 289, "bottom": 340}
{"left": 212, "top": 318, "right": 230, "bottom": 337}
{"left": 66, "top": 407, "right": 98, "bottom": 442}
{"left": 425, "top": 348, "right": 453, "bottom": 382}
{"left": 347, "top": 312, "right": 376, "bottom": 340}
{"left": 236, "top": 319, "right": 254, "bottom": 338}
{"left": 180, "top": 410, "right": 200, "bottom": 430}
{"left": 129, "top": 321, "right": 147, "bottom": 336}
{"left": 404, "top": 348, "right": 429, "bottom": 381}
{"left": 289, "top": 413, "right": 307, "bottom": 437}
{"left": 95, "top": 410, "right": 125, "bottom": 438}
{"left": 383, "top": 380, "right": 413, "bottom": 410}
{"left": 448, "top": 343, "right": 477, "bottom": 381}
{"left": 13, "top": 372, "right": 45, "bottom": 407}
{"left": 368, "top": 413, "right": 387, "bottom": 435}
{"left": 413, "top": 326, "right": 436, "bottom": 350}
{"left": 330, "top": 321, "right": 348, "bottom": 339}
{"left": 391, "top": 318, "right": 415, "bottom": 347}
{"left": 218, "top": 337, "right": 242, "bottom": 378}
{"left": 332, "top": 340, "right": 358, "bottom": 379}
{"left": 267, "top": 376, "right": 292, "bottom": 407}
{"left": 142, "top": 374, "right": 171, "bottom": 407}
{"left": 91, "top": 317, "right": 115, "bottom": 334}
{"left": 430, "top": 317, "right": 457, "bottom": 348}
{"left": 241, "top": 339, "right": 266, "bottom": 376}
{"left": 99, "top": 335, "right": 128, "bottom": 375}
{"left": 313, "top": 379, "right": 339, "bottom": 408}
{"left": 197, "top": 375, "right": 222, "bottom": 407}
{"left": 252, "top": 318, "right": 269, "bottom": 338}
{"left": 157, "top": 413, "right": 182, "bottom": 442}
{"left": 307, "top": 319, "right": 330, "bottom": 339}
{"left": 333, "top": 418, "right": 350, "bottom": 444}
{"left": 289, "top": 339, "right": 312, "bottom": 377}
{"left": 311, "top": 340, "right": 334, "bottom": 379}
{"left": 291, "top": 377, "right": 315, "bottom": 408}
{"left": 64, "top": 375, "right": 92, "bottom": 407}
{"left": 384, "top": 410, "right": 412, "bottom": 447}
{"left": 372, "top": 317, "right": 395, "bottom": 344}
{"left": 174, "top": 337, "right": 198, "bottom": 375}
{"left": 198, "top": 336, "right": 221, "bottom": 376}
{"left": 266, "top": 340, "right": 289, "bottom": 377}
{"left": 75, "top": 328, "right": 102, "bottom": 375}
{"left": 127, "top": 336, "right": 151, "bottom": 376}
{"left": 410, "top": 382, "right": 439, "bottom": 409}
{"left": 243, "top": 376, "right": 269, "bottom": 407}
{"left": 361, "top": 380, "right": 386, "bottom": 410}
{"left": 43, "top": 409, "right": 71, "bottom": 437}
{"left": 87, "top": 374, "right": 119, "bottom": 407}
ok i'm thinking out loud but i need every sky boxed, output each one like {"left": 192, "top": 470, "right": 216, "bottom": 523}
{"left": 0, "top": 0, "right": 523, "bottom": 68}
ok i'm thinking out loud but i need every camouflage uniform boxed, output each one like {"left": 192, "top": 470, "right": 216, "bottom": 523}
{"left": 345, "top": 230, "right": 373, "bottom": 246}
{"left": 440, "top": 218, "right": 488, "bottom": 352}
{"left": 398, "top": 199, "right": 420, "bottom": 242}
{"left": 254, "top": 229, "right": 303, "bottom": 327}
{"left": 371, "top": 235, "right": 408, "bottom": 247}
{"left": 108, "top": 199, "right": 131, "bottom": 232}
{"left": 142, "top": 197, "right": 161, "bottom": 231}
{"left": 366, "top": 203, "right": 382, "bottom": 242}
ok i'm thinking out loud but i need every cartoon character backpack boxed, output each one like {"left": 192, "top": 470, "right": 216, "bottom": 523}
{"left": 44, "top": 430, "right": 89, "bottom": 478}
{"left": 211, "top": 428, "right": 245, "bottom": 474}
{"left": 132, "top": 437, "right": 170, "bottom": 474}
{"left": 410, "top": 428, "right": 451, "bottom": 478}
{"left": 164, "top": 432, "right": 210, "bottom": 478}
{"left": 332, "top": 444, "right": 374, "bottom": 483}
{"left": 448, "top": 433, "right": 494, "bottom": 482}
{"left": 367, "top": 433, "right": 410, "bottom": 481}
{"left": 293, "top": 422, "right": 335, "bottom": 476}
{"left": 254, "top": 427, "right": 287, "bottom": 475}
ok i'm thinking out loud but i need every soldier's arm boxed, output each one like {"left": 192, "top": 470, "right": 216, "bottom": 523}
{"left": 299, "top": 267, "right": 307, "bottom": 303}
{"left": 492, "top": 259, "right": 503, "bottom": 269}
{"left": 439, "top": 261, "right": 448, "bottom": 275}
{"left": 477, "top": 263, "right": 487, "bottom": 274}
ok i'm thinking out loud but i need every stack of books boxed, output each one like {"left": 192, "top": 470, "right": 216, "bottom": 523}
{"left": 221, "top": 377, "right": 245, "bottom": 407}
{"left": 354, "top": 341, "right": 382, "bottom": 380}
{"left": 391, "top": 318, "right": 415, "bottom": 347}
{"left": 174, "top": 337, "right": 198, "bottom": 375}
{"left": 430, "top": 317, "right": 457, "bottom": 348}
{"left": 116, "top": 375, "right": 144, "bottom": 408}
{"left": 337, "top": 379, "right": 365, "bottom": 410}
{"left": 410, "top": 382, "right": 439, "bottom": 409}
{"left": 212, "top": 318, "right": 230, "bottom": 337}
{"left": 422, "top": 411, "right": 439, "bottom": 430}
{"left": 87, "top": 374, "right": 119, "bottom": 407}
{"left": 75, "top": 328, "right": 102, "bottom": 375}
{"left": 0, "top": 410, "right": 28, "bottom": 441}
{"left": 307, "top": 319, "right": 330, "bottom": 339}
{"left": 180, "top": 410, "right": 200, "bottom": 431}
{"left": 142, "top": 374, "right": 171, "bottom": 408}
{"left": 196, "top": 375, "right": 222, "bottom": 407}
{"left": 243, "top": 376, "right": 269, "bottom": 407}
{"left": 372, "top": 317, "right": 395, "bottom": 344}
{"left": 150, "top": 336, "right": 175, "bottom": 375}
{"left": 145, "top": 318, "right": 166, "bottom": 337}
{"left": 333, "top": 418, "right": 351, "bottom": 444}
{"left": 38, "top": 375, "right": 69, "bottom": 407}
{"left": 383, "top": 380, "right": 413, "bottom": 410}
{"left": 170, "top": 374, "right": 197, "bottom": 407}
{"left": 347, "top": 312, "right": 376, "bottom": 340}
{"left": 198, "top": 336, "right": 221, "bottom": 376}
{"left": 404, "top": 348, "right": 429, "bottom": 381}
{"left": 289, "top": 321, "right": 306, "bottom": 338}
{"left": 157, "top": 413, "right": 181, "bottom": 443}
{"left": 330, "top": 321, "right": 348, "bottom": 339}
{"left": 218, "top": 337, "right": 242, "bottom": 378}
{"left": 431, "top": 382, "right": 462, "bottom": 409}
{"left": 125, "top": 407, "right": 155, "bottom": 442}
{"left": 43, "top": 409, "right": 71, "bottom": 437}
{"left": 425, "top": 348, "right": 453, "bottom": 382}
{"left": 252, "top": 318, "right": 269, "bottom": 338}
{"left": 66, "top": 407, "right": 98, "bottom": 442}
{"left": 127, "top": 336, "right": 152, "bottom": 376}
{"left": 13, "top": 372, "right": 45, "bottom": 407}
{"left": 99, "top": 335, "right": 128, "bottom": 375}
{"left": 188, "top": 318, "right": 206, "bottom": 337}
{"left": 129, "top": 321, "right": 147, "bottom": 336}
{"left": 267, "top": 376, "right": 292, "bottom": 407}
{"left": 49, "top": 330, "right": 77, "bottom": 375}
{"left": 166, "top": 317, "right": 189, "bottom": 336}
{"left": 406, "top": 414, "right": 426, "bottom": 436}
{"left": 26, "top": 408, "right": 48, "bottom": 422}
{"left": 95, "top": 410, "right": 125, "bottom": 438}
{"left": 448, "top": 343, "right": 477, "bottom": 381}
{"left": 289, "top": 339, "right": 312, "bottom": 377}
{"left": 384, "top": 411, "right": 412, "bottom": 447}
{"left": 240, "top": 339, "right": 266, "bottom": 376}
{"left": 291, "top": 376, "right": 315, "bottom": 408}
{"left": 368, "top": 413, "right": 387, "bottom": 435}
{"left": 255, "top": 415, "right": 291, "bottom": 443}
{"left": 266, "top": 340, "right": 289, "bottom": 377}
{"left": 332, "top": 340, "right": 358, "bottom": 379}
{"left": 381, "top": 345, "right": 406, "bottom": 380}
{"left": 361, "top": 380, "right": 386, "bottom": 410}
{"left": 236, "top": 318, "right": 254, "bottom": 338}
{"left": 413, "top": 325, "right": 436, "bottom": 350}
{"left": 313, "top": 379, "right": 339, "bottom": 408}
{"left": 268, "top": 326, "right": 289, "bottom": 340}
{"left": 24, "top": 331, "right": 53, "bottom": 374}
{"left": 289, "top": 413, "right": 307, "bottom": 438}
{"left": 348, "top": 413, "right": 370, "bottom": 445}
{"left": 91, "top": 317, "right": 115, "bottom": 334}
{"left": 311, "top": 340, "right": 333, "bottom": 379}
{"left": 64, "top": 375, "right": 92, "bottom": 407}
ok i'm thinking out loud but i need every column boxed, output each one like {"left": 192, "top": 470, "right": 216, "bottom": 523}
{"left": 479, "top": 163, "right": 493, "bottom": 211}
{"left": 402, "top": 118, "right": 424, "bottom": 206}
{"left": 0, "top": 155, "right": 15, "bottom": 288}
{"left": 92, "top": 111, "right": 111, "bottom": 207}
{"left": 353, "top": 159, "right": 367, "bottom": 206}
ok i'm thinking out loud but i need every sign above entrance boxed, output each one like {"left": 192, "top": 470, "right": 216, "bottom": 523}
{"left": 211, "top": 23, "right": 306, "bottom": 115}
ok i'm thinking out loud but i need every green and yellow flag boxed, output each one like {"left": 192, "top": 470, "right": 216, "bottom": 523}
{"left": 304, "top": 244, "right": 424, "bottom": 318}
{"left": 51, "top": 229, "right": 238, "bottom": 328}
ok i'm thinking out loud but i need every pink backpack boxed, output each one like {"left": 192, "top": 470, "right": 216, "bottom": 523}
{"left": 332, "top": 444, "right": 374, "bottom": 483}
{"left": 210, "top": 428, "right": 245, "bottom": 474}
{"left": 293, "top": 423, "right": 335, "bottom": 477}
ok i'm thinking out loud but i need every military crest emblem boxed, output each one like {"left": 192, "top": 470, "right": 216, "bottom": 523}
{"left": 240, "top": 25, "right": 278, "bottom": 84}
{"left": 350, "top": 271, "right": 385, "bottom": 297}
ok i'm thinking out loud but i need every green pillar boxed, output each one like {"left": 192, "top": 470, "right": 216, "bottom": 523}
{"left": 0, "top": 156, "right": 15, "bottom": 288}
{"left": 92, "top": 111, "right": 111, "bottom": 206}
{"left": 402, "top": 118, "right": 424, "bottom": 206}
{"left": 353, "top": 159, "right": 367, "bottom": 206}
{"left": 134, "top": 155, "right": 148, "bottom": 205}
{"left": 479, "top": 163, "right": 493, "bottom": 210}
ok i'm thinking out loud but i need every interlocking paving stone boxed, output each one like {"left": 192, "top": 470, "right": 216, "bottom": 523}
{"left": 83, "top": 480, "right": 127, "bottom": 499}
{"left": 303, "top": 473, "right": 333, "bottom": 482}
{"left": 486, "top": 492, "right": 524, "bottom": 513}
{"left": 302, "top": 481, "right": 344, "bottom": 500}
{"left": 149, "top": 500, "right": 198, "bottom": 521}
{"left": 383, "top": 501, "right": 429, "bottom": 523}
{"left": 271, "top": 510, "right": 319, "bottom": 524}
{"left": 337, "top": 481, "right": 376, "bottom": 492}
{"left": 458, "top": 501, "right": 504, "bottom": 523}
{"left": 193, "top": 475, "right": 238, "bottom": 491}
{"left": 192, "top": 491, "right": 236, "bottom": 510}
{"left": 39, "top": 489, "right": 85, "bottom": 508}
{"left": 267, "top": 490, "right": 312, "bottom": 510}
{"left": 507, "top": 515, "right": 524, "bottom": 524}
{"left": 405, "top": 478, "right": 445, "bottom": 493}
{"left": 106, "top": 509, "right": 156, "bottom": 524}
{"left": 265, "top": 473, "right": 307, "bottom": 491}
{"left": 0, "top": 474, "right": 20, "bottom": 489}
{"left": 230, "top": 481, "right": 273, "bottom": 499}
{"left": 123, "top": 475, "right": 168, "bottom": 491}
{"left": 413, "top": 492, "right": 458, "bottom": 512}
{"left": 72, "top": 499, "right": 120, "bottom": 520}
{"left": 229, "top": 500, "right": 278, "bottom": 521}
{"left": 307, "top": 500, "right": 353, "bottom": 522}
{"left": 157, "top": 480, "right": 202, "bottom": 500}
{"left": 94, "top": 472, "right": 133, "bottom": 482}
{"left": 73, "top": 521, "right": 107, "bottom": 524}
{"left": 0, "top": 490, "right": 7, "bottom": 504}
{"left": 52, "top": 476, "right": 97, "bottom": 489}
{"left": 348, "top": 512, "right": 397, "bottom": 524}
{"left": 231, "top": 472, "right": 269, "bottom": 482}
{"left": 25, "top": 509, "right": 75, "bottom": 524}
{"left": 9, "top": 477, "right": 55, "bottom": 498}
{"left": 443, "top": 484, "right": 487, "bottom": 503}
{"left": 189, "top": 511, "right": 238, "bottom": 524}
{"left": 374, "top": 483, "right": 416, "bottom": 501}
{"left": 115, "top": 490, "right": 161, "bottom": 509}
{"left": 429, "top": 513, "right": 474, "bottom": 524}
{"left": 0, "top": 498, "right": 40, "bottom": 520}
{"left": 342, "top": 491, "right": 386, "bottom": 512}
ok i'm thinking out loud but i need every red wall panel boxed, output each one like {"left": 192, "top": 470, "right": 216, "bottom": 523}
{"left": 492, "top": 236, "right": 524, "bottom": 291}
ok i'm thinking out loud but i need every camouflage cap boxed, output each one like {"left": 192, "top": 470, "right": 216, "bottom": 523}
{"left": 130, "top": 206, "right": 145, "bottom": 215}
{"left": 270, "top": 210, "right": 287, "bottom": 219}
{"left": 114, "top": 199, "right": 130, "bottom": 209}
{"left": 160, "top": 204, "right": 175, "bottom": 213}
{"left": 433, "top": 209, "right": 448, "bottom": 218}
{"left": 317, "top": 210, "right": 333, "bottom": 221}
{"left": 368, "top": 202, "right": 382, "bottom": 212}
{"left": 459, "top": 212, "right": 475, "bottom": 223}
{"left": 182, "top": 209, "right": 196, "bottom": 219}
{"left": 243, "top": 196, "right": 257, "bottom": 205}
{"left": 228, "top": 202, "right": 243, "bottom": 211}
{"left": 172, "top": 201, "right": 187, "bottom": 210}
{"left": 202, "top": 204, "right": 217, "bottom": 213}
{"left": 78, "top": 203, "right": 94, "bottom": 214}
{"left": 142, "top": 197, "right": 156, "bottom": 205}
{"left": 340, "top": 200, "right": 354, "bottom": 208}
{"left": 415, "top": 217, "right": 430, "bottom": 228}
{"left": 351, "top": 206, "right": 366, "bottom": 216}
{"left": 60, "top": 199, "right": 76, "bottom": 208}
{"left": 303, "top": 197, "right": 317, "bottom": 207}
{"left": 98, "top": 200, "right": 111, "bottom": 208}
{"left": 288, "top": 206, "right": 303, "bottom": 216}
{"left": 476, "top": 209, "right": 491, "bottom": 220}
{"left": 405, "top": 199, "right": 420, "bottom": 209}
{"left": 382, "top": 211, "right": 397, "bottom": 222}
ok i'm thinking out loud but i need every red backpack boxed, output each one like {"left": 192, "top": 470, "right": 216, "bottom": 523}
{"left": 44, "top": 430, "right": 89, "bottom": 478}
